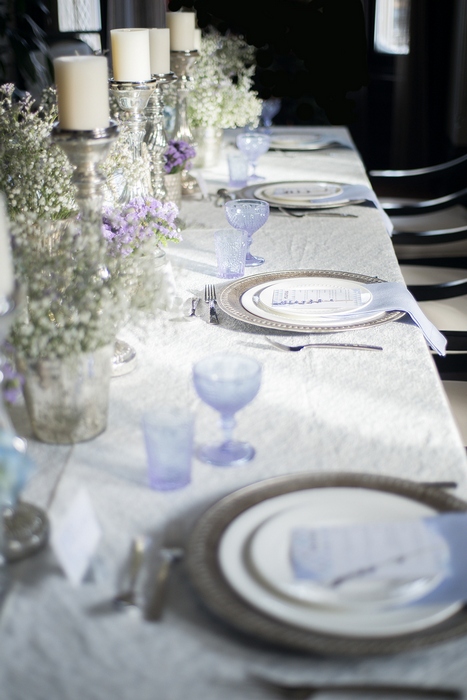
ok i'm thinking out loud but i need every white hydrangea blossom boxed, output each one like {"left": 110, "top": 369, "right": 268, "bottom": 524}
{"left": 188, "top": 31, "right": 262, "bottom": 129}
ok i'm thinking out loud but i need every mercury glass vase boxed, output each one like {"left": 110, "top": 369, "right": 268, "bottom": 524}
{"left": 192, "top": 126, "right": 223, "bottom": 168}
{"left": 19, "top": 344, "right": 114, "bottom": 444}
{"left": 164, "top": 172, "right": 182, "bottom": 208}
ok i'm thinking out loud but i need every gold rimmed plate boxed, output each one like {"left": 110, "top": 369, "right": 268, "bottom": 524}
{"left": 217, "top": 270, "right": 404, "bottom": 333}
{"left": 186, "top": 472, "right": 467, "bottom": 656}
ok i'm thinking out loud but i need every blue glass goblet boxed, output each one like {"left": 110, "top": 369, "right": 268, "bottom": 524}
{"left": 236, "top": 131, "right": 271, "bottom": 182}
{"left": 224, "top": 198, "right": 270, "bottom": 266}
{"left": 193, "top": 353, "right": 262, "bottom": 467}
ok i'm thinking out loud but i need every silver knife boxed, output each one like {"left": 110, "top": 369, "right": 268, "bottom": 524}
{"left": 209, "top": 301, "right": 219, "bottom": 325}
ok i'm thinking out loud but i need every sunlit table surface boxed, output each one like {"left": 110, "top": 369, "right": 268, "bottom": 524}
{"left": 3, "top": 126, "right": 467, "bottom": 700}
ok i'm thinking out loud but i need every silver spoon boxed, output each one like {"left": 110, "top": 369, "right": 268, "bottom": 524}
{"left": 266, "top": 337, "right": 383, "bottom": 352}
{"left": 145, "top": 546, "right": 184, "bottom": 621}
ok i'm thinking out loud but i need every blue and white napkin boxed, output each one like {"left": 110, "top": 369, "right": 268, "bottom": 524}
{"left": 324, "top": 184, "right": 394, "bottom": 236}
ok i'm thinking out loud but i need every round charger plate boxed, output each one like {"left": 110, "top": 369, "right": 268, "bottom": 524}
{"left": 186, "top": 472, "right": 467, "bottom": 656}
{"left": 247, "top": 501, "right": 449, "bottom": 612}
{"left": 237, "top": 181, "right": 359, "bottom": 210}
{"left": 217, "top": 270, "right": 404, "bottom": 333}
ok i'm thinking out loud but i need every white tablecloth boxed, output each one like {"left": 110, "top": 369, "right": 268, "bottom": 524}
{"left": 3, "top": 127, "right": 467, "bottom": 700}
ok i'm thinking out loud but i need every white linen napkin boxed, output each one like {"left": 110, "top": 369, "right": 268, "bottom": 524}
{"left": 323, "top": 184, "right": 394, "bottom": 236}
{"left": 353, "top": 282, "right": 446, "bottom": 355}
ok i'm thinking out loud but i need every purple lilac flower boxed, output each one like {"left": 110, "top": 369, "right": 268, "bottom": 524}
{"left": 103, "top": 197, "right": 181, "bottom": 257}
{"left": 164, "top": 140, "right": 196, "bottom": 174}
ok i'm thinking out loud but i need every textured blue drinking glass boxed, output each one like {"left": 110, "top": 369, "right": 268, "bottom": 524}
{"left": 193, "top": 353, "right": 262, "bottom": 467}
{"left": 236, "top": 131, "right": 271, "bottom": 181}
{"left": 224, "top": 198, "right": 270, "bottom": 267}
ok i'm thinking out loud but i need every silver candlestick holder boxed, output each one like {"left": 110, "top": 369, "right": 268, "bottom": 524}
{"left": 145, "top": 72, "right": 176, "bottom": 201}
{"left": 51, "top": 121, "right": 120, "bottom": 224}
{"left": 170, "top": 50, "right": 199, "bottom": 196}
{"left": 0, "top": 287, "right": 49, "bottom": 561}
{"left": 52, "top": 121, "right": 135, "bottom": 376}
{"left": 110, "top": 78, "right": 157, "bottom": 204}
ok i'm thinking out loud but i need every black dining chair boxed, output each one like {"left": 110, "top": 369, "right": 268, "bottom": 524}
{"left": 369, "top": 153, "right": 467, "bottom": 259}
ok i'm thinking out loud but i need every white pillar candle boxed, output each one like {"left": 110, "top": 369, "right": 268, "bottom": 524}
{"left": 0, "top": 193, "right": 14, "bottom": 299}
{"left": 193, "top": 28, "right": 202, "bottom": 51}
{"left": 54, "top": 56, "right": 110, "bottom": 131}
{"left": 111, "top": 28, "right": 151, "bottom": 82}
{"left": 166, "top": 12, "right": 195, "bottom": 51}
{"left": 149, "top": 28, "right": 171, "bottom": 74}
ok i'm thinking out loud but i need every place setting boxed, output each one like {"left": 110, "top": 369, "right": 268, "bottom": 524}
{"left": 186, "top": 472, "right": 467, "bottom": 656}
{"left": 268, "top": 131, "right": 353, "bottom": 152}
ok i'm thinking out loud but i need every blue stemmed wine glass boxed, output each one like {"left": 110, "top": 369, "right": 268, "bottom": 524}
{"left": 236, "top": 131, "right": 271, "bottom": 182}
{"left": 224, "top": 198, "right": 269, "bottom": 267}
{"left": 193, "top": 353, "right": 262, "bottom": 467}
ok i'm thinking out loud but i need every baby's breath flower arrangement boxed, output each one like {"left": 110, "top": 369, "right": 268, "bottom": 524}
{"left": 0, "top": 84, "right": 75, "bottom": 224}
{"left": 10, "top": 218, "right": 124, "bottom": 361}
{"left": 188, "top": 31, "right": 262, "bottom": 129}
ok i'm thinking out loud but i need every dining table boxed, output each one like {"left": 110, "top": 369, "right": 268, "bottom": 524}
{"left": 3, "top": 125, "right": 467, "bottom": 699}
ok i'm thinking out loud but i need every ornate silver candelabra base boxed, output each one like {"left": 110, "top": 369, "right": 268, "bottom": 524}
{"left": 145, "top": 72, "right": 176, "bottom": 201}
{"left": 51, "top": 122, "right": 120, "bottom": 223}
{"left": 170, "top": 50, "right": 200, "bottom": 196}
{"left": 110, "top": 79, "right": 157, "bottom": 204}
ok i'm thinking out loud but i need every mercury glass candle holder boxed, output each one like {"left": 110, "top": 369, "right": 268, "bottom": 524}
{"left": 170, "top": 50, "right": 199, "bottom": 196}
{"left": 110, "top": 78, "right": 158, "bottom": 204}
{"left": 0, "top": 287, "right": 49, "bottom": 561}
{"left": 145, "top": 71, "right": 177, "bottom": 201}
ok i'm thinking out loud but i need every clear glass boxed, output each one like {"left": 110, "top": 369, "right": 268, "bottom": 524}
{"left": 193, "top": 353, "right": 262, "bottom": 467}
{"left": 227, "top": 152, "right": 249, "bottom": 188}
{"left": 224, "top": 198, "right": 270, "bottom": 267}
{"left": 142, "top": 407, "right": 194, "bottom": 490}
{"left": 261, "top": 97, "right": 282, "bottom": 128}
{"left": 236, "top": 131, "right": 271, "bottom": 182}
{"left": 214, "top": 228, "right": 248, "bottom": 279}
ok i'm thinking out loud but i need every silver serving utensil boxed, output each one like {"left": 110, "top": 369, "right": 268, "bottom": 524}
{"left": 252, "top": 676, "right": 462, "bottom": 699}
{"left": 145, "top": 546, "right": 184, "bottom": 621}
{"left": 113, "top": 535, "right": 147, "bottom": 611}
{"left": 278, "top": 207, "right": 358, "bottom": 218}
{"left": 266, "top": 337, "right": 383, "bottom": 352}
{"left": 205, "top": 284, "right": 219, "bottom": 325}
{"left": 187, "top": 296, "right": 200, "bottom": 319}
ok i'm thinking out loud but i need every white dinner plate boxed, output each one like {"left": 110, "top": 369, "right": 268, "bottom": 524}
{"left": 248, "top": 503, "right": 449, "bottom": 611}
{"left": 254, "top": 181, "right": 354, "bottom": 208}
{"left": 218, "top": 488, "right": 461, "bottom": 638}
{"left": 270, "top": 134, "right": 335, "bottom": 150}
{"left": 240, "top": 276, "right": 386, "bottom": 327}
{"left": 257, "top": 182, "right": 344, "bottom": 204}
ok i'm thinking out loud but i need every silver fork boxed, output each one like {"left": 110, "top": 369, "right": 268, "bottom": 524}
{"left": 205, "top": 284, "right": 219, "bottom": 324}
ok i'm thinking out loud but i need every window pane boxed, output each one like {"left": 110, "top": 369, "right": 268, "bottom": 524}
{"left": 374, "top": 0, "right": 411, "bottom": 54}
{"left": 58, "top": 0, "right": 102, "bottom": 32}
